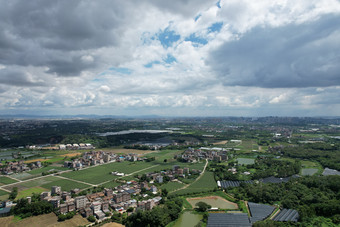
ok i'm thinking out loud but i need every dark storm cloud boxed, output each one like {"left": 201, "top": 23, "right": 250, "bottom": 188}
{"left": 0, "top": 68, "right": 45, "bottom": 87}
{"left": 147, "top": 0, "right": 217, "bottom": 17}
{"left": 0, "top": 0, "right": 133, "bottom": 77}
{"left": 208, "top": 14, "right": 340, "bottom": 88}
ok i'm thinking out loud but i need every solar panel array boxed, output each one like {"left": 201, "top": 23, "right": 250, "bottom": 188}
{"left": 219, "top": 175, "right": 299, "bottom": 189}
{"left": 259, "top": 176, "right": 298, "bottom": 184}
{"left": 272, "top": 209, "right": 299, "bottom": 222}
{"left": 219, "top": 180, "right": 253, "bottom": 188}
{"left": 207, "top": 213, "right": 251, "bottom": 227}
{"left": 248, "top": 202, "right": 275, "bottom": 223}
{"left": 322, "top": 167, "right": 340, "bottom": 176}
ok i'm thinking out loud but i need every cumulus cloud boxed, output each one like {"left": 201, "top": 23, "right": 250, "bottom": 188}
{"left": 0, "top": 0, "right": 340, "bottom": 116}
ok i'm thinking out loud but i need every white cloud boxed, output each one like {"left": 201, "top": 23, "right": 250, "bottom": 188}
{"left": 0, "top": 0, "right": 339, "bottom": 116}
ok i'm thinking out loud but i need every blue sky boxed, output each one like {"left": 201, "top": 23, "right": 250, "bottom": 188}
{"left": 0, "top": 0, "right": 340, "bottom": 116}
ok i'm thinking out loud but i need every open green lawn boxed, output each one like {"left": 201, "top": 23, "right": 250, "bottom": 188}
{"left": 17, "top": 186, "right": 47, "bottom": 199}
{"left": 171, "top": 171, "right": 216, "bottom": 195}
{"left": 160, "top": 181, "right": 184, "bottom": 192}
{"left": 0, "top": 176, "right": 19, "bottom": 185}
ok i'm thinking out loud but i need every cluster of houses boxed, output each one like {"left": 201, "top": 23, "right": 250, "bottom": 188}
{"left": 27, "top": 143, "right": 95, "bottom": 150}
{"left": 63, "top": 150, "right": 141, "bottom": 170}
{"left": 0, "top": 160, "right": 42, "bottom": 175}
{"left": 37, "top": 181, "right": 162, "bottom": 220}
{"left": 139, "top": 165, "right": 201, "bottom": 183}
{"left": 176, "top": 147, "right": 228, "bottom": 163}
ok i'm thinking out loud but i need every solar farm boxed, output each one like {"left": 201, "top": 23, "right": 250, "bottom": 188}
{"left": 248, "top": 202, "right": 275, "bottom": 223}
{"left": 272, "top": 209, "right": 299, "bottom": 222}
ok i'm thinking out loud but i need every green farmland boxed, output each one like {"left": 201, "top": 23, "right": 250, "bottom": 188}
{"left": 171, "top": 171, "right": 216, "bottom": 195}
{"left": 0, "top": 176, "right": 19, "bottom": 185}
{"left": 160, "top": 181, "right": 184, "bottom": 192}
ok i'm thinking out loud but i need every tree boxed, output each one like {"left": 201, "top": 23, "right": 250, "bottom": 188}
{"left": 58, "top": 214, "right": 67, "bottom": 221}
{"left": 9, "top": 187, "right": 18, "bottom": 200}
{"left": 195, "top": 202, "right": 211, "bottom": 212}
{"left": 87, "top": 215, "right": 96, "bottom": 222}
{"left": 127, "top": 207, "right": 134, "bottom": 212}
{"left": 161, "top": 188, "right": 168, "bottom": 197}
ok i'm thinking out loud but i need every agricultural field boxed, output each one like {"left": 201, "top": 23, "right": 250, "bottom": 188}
{"left": 61, "top": 161, "right": 154, "bottom": 185}
{"left": 3, "top": 176, "right": 58, "bottom": 192}
{"left": 226, "top": 139, "right": 259, "bottom": 152}
{"left": 0, "top": 189, "right": 9, "bottom": 196}
{"left": 171, "top": 171, "right": 216, "bottom": 195}
{"left": 160, "top": 181, "right": 184, "bottom": 192}
{"left": 187, "top": 196, "right": 238, "bottom": 209}
{"left": 8, "top": 172, "right": 35, "bottom": 181}
{"left": 0, "top": 176, "right": 19, "bottom": 185}
{"left": 17, "top": 187, "right": 47, "bottom": 199}
{"left": 1, "top": 213, "right": 89, "bottom": 227}
{"left": 213, "top": 140, "right": 228, "bottom": 145}
{"left": 27, "top": 166, "right": 68, "bottom": 175}
{"left": 41, "top": 178, "right": 89, "bottom": 191}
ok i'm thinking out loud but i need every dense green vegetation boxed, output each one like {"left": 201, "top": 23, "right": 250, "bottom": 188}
{"left": 9, "top": 187, "right": 18, "bottom": 200}
{"left": 211, "top": 157, "right": 300, "bottom": 181}
{"left": 124, "top": 197, "right": 183, "bottom": 227}
{"left": 12, "top": 196, "right": 54, "bottom": 218}
{"left": 282, "top": 143, "right": 340, "bottom": 170}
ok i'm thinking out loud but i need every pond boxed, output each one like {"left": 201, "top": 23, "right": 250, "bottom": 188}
{"left": 172, "top": 211, "right": 202, "bottom": 227}
{"left": 301, "top": 168, "right": 318, "bottom": 176}
{"left": 187, "top": 196, "right": 238, "bottom": 209}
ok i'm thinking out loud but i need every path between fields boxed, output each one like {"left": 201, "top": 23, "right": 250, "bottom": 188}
{"left": 54, "top": 175, "right": 97, "bottom": 187}
{"left": 171, "top": 159, "right": 208, "bottom": 193}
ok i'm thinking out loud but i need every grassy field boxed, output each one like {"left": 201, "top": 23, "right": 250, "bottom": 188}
{"left": 0, "top": 176, "right": 19, "bottom": 185}
{"left": 171, "top": 171, "right": 216, "bottom": 195}
{"left": 160, "top": 181, "right": 184, "bottom": 192}
{"left": 41, "top": 178, "right": 89, "bottom": 191}
{"left": 17, "top": 187, "right": 47, "bottom": 199}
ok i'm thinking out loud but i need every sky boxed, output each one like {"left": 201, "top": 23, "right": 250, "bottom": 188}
{"left": 0, "top": 0, "right": 340, "bottom": 117}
